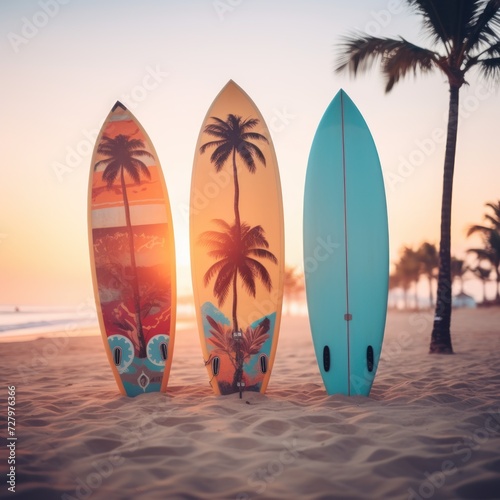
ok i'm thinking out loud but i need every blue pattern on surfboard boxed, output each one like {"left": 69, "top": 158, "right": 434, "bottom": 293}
{"left": 201, "top": 301, "right": 275, "bottom": 394}
{"left": 107, "top": 334, "right": 167, "bottom": 397}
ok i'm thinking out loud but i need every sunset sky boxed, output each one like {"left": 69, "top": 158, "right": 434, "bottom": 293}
{"left": 1, "top": 0, "right": 499, "bottom": 306}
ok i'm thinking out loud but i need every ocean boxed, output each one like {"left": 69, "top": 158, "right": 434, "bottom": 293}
{"left": 0, "top": 302, "right": 196, "bottom": 339}
{"left": 0, "top": 305, "right": 98, "bottom": 338}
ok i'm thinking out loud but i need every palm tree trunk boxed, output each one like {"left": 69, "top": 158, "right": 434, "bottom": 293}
{"left": 231, "top": 148, "right": 242, "bottom": 331}
{"left": 233, "top": 149, "right": 243, "bottom": 398}
{"left": 430, "top": 85, "right": 460, "bottom": 354}
{"left": 232, "top": 271, "right": 239, "bottom": 332}
{"left": 231, "top": 263, "right": 243, "bottom": 393}
{"left": 120, "top": 168, "right": 146, "bottom": 358}
{"left": 496, "top": 269, "right": 500, "bottom": 303}
{"left": 231, "top": 149, "right": 243, "bottom": 393}
{"left": 232, "top": 149, "right": 241, "bottom": 230}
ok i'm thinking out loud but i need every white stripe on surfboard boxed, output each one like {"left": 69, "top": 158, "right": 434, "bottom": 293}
{"left": 91, "top": 204, "right": 169, "bottom": 229}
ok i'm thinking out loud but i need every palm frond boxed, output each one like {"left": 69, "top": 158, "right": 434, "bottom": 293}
{"left": 241, "top": 317, "right": 270, "bottom": 359}
{"left": 123, "top": 137, "right": 147, "bottom": 150}
{"left": 210, "top": 116, "right": 233, "bottom": 128}
{"left": 203, "top": 123, "right": 230, "bottom": 139}
{"left": 408, "top": 0, "right": 479, "bottom": 51}
{"left": 485, "top": 201, "right": 500, "bottom": 224}
{"left": 242, "top": 225, "right": 269, "bottom": 248}
{"left": 210, "top": 143, "right": 232, "bottom": 172}
{"left": 477, "top": 56, "right": 500, "bottom": 81}
{"left": 130, "top": 158, "right": 152, "bottom": 181}
{"left": 246, "top": 258, "right": 273, "bottom": 292}
{"left": 230, "top": 143, "right": 254, "bottom": 173}
{"left": 96, "top": 135, "right": 115, "bottom": 154}
{"left": 336, "top": 34, "right": 403, "bottom": 75}
{"left": 464, "top": 0, "right": 500, "bottom": 52}
{"left": 467, "top": 224, "right": 493, "bottom": 237}
{"left": 241, "top": 140, "right": 267, "bottom": 167}
{"left": 241, "top": 131, "right": 269, "bottom": 144}
{"left": 199, "top": 139, "right": 227, "bottom": 154}
{"left": 248, "top": 248, "right": 278, "bottom": 263}
{"left": 124, "top": 160, "right": 141, "bottom": 184}
{"left": 203, "top": 259, "right": 231, "bottom": 287}
{"left": 239, "top": 117, "right": 260, "bottom": 131}
{"left": 199, "top": 230, "right": 230, "bottom": 248}
{"left": 383, "top": 38, "right": 438, "bottom": 91}
{"left": 238, "top": 263, "right": 257, "bottom": 297}
{"left": 127, "top": 149, "right": 154, "bottom": 159}
{"left": 101, "top": 160, "right": 120, "bottom": 187}
{"left": 212, "top": 263, "right": 234, "bottom": 306}
{"left": 94, "top": 157, "right": 113, "bottom": 170}
{"left": 206, "top": 315, "right": 234, "bottom": 355}
{"left": 336, "top": 34, "right": 440, "bottom": 92}
{"left": 207, "top": 249, "right": 233, "bottom": 260}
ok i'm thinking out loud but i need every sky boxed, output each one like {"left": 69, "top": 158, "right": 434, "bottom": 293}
{"left": 0, "top": 0, "right": 499, "bottom": 307}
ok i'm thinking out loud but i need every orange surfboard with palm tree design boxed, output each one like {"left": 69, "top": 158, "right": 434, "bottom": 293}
{"left": 190, "top": 81, "right": 284, "bottom": 397}
{"left": 88, "top": 102, "right": 176, "bottom": 397}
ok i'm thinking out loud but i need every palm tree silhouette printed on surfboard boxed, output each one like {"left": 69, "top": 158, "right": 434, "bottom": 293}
{"left": 199, "top": 114, "right": 277, "bottom": 395}
{"left": 94, "top": 133, "right": 153, "bottom": 358}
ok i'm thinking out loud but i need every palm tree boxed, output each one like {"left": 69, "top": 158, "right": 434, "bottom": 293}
{"left": 451, "top": 257, "right": 468, "bottom": 294}
{"left": 467, "top": 201, "right": 500, "bottom": 301}
{"left": 200, "top": 114, "right": 268, "bottom": 232}
{"left": 393, "top": 265, "right": 411, "bottom": 310}
{"left": 199, "top": 219, "right": 277, "bottom": 332}
{"left": 336, "top": 1, "right": 500, "bottom": 354}
{"left": 388, "top": 271, "right": 401, "bottom": 309}
{"left": 200, "top": 219, "right": 277, "bottom": 392}
{"left": 396, "top": 246, "right": 421, "bottom": 309}
{"left": 470, "top": 264, "right": 492, "bottom": 303}
{"left": 94, "top": 134, "right": 154, "bottom": 358}
{"left": 417, "top": 242, "right": 439, "bottom": 308}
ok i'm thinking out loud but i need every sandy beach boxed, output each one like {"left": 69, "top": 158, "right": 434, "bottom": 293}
{"left": 1, "top": 308, "right": 500, "bottom": 500}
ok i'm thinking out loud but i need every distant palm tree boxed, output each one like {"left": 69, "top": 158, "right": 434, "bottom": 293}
{"left": 470, "top": 265, "right": 492, "bottom": 303}
{"left": 283, "top": 266, "right": 304, "bottom": 315}
{"left": 336, "top": 1, "right": 500, "bottom": 354}
{"left": 451, "top": 257, "right": 468, "bottom": 294}
{"left": 396, "top": 247, "right": 421, "bottom": 309}
{"left": 467, "top": 201, "right": 500, "bottom": 302}
{"left": 417, "top": 242, "right": 439, "bottom": 307}
{"left": 94, "top": 134, "right": 154, "bottom": 358}
{"left": 200, "top": 114, "right": 268, "bottom": 232}
{"left": 388, "top": 272, "right": 401, "bottom": 309}
{"left": 199, "top": 219, "right": 277, "bottom": 332}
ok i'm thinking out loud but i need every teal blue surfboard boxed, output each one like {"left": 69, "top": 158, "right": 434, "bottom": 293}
{"left": 303, "top": 89, "right": 389, "bottom": 396}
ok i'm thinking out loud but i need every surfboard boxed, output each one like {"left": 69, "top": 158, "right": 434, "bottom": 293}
{"left": 88, "top": 101, "right": 176, "bottom": 397}
{"left": 190, "top": 80, "right": 284, "bottom": 397}
{"left": 303, "top": 89, "right": 389, "bottom": 396}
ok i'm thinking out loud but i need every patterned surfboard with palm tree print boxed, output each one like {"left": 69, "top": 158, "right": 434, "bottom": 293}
{"left": 190, "top": 81, "right": 284, "bottom": 397}
{"left": 88, "top": 102, "right": 176, "bottom": 397}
